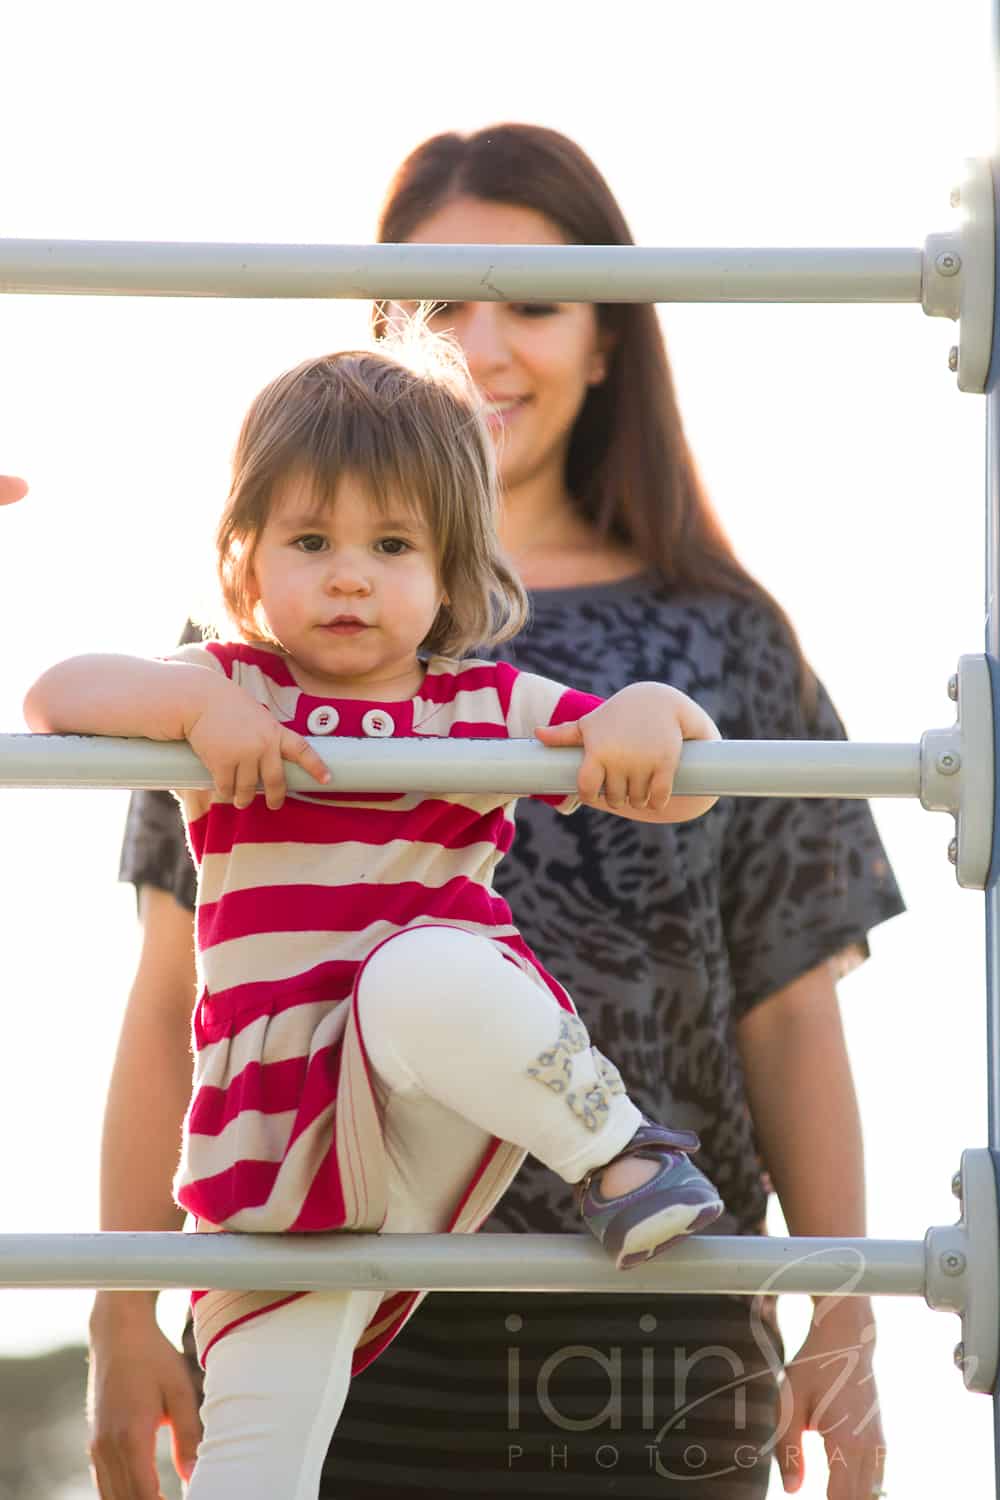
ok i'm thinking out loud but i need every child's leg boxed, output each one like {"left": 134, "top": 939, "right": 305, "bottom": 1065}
{"left": 357, "top": 926, "right": 641, "bottom": 1186}
{"left": 184, "top": 1100, "right": 492, "bottom": 1499}
{"left": 379, "top": 1080, "right": 498, "bottom": 1233}
{"left": 358, "top": 927, "right": 723, "bottom": 1268}
{"left": 185, "top": 1288, "right": 380, "bottom": 1500}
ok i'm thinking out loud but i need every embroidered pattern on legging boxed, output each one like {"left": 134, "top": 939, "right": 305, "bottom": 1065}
{"left": 527, "top": 1017, "right": 625, "bottom": 1131}
{"left": 526, "top": 1014, "right": 589, "bottom": 1095}
{"left": 594, "top": 1050, "right": 626, "bottom": 1098}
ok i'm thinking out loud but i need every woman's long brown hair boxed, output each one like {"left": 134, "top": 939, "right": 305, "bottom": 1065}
{"left": 374, "top": 122, "right": 814, "bottom": 715}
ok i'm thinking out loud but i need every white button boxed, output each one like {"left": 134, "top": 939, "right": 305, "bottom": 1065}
{"left": 361, "top": 709, "right": 395, "bottom": 738}
{"left": 306, "top": 705, "right": 340, "bottom": 735}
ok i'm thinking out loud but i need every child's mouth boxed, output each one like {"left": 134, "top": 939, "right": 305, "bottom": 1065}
{"left": 323, "top": 619, "right": 368, "bottom": 636}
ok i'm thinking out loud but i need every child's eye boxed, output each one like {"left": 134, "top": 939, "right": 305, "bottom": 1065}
{"left": 294, "top": 534, "right": 328, "bottom": 553}
{"left": 376, "top": 537, "right": 411, "bottom": 556}
{"left": 512, "top": 303, "right": 558, "bottom": 318}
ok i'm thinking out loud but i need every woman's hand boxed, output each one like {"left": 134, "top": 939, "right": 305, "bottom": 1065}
{"left": 535, "top": 682, "right": 719, "bottom": 822}
{"left": 184, "top": 682, "right": 331, "bottom": 809}
{"left": 88, "top": 1298, "right": 202, "bottom": 1500}
{"left": 776, "top": 1298, "right": 886, "bottom": 1499}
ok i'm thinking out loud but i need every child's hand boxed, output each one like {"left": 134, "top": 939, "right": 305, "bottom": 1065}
{"left": 184, "top": 683, "right": 330, "bottom": 810}
{"left": 535, "top": 683, "right": 719, "bottom": 823}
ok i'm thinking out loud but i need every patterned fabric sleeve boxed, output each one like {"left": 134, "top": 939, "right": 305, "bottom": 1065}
{"left": 118, "top": 789, "right": 197, "bottom": 912}
{"left": 118, "top": 620, "right": 203, "bottom": 914}
{"left": 718, "top": 605, "right": 905, "bottom": 1017}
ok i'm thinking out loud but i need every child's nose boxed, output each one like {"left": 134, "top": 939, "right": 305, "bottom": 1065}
{"left": 325, "top": 553, "right": 371, "bottom": 594}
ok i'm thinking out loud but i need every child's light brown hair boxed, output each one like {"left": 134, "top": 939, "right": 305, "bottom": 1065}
{"left": 217, "top": 327, "right": 527, "bottom": 656}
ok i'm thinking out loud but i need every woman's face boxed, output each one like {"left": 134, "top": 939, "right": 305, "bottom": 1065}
{"left": 403, "top": 197, "right": 608, "bottom": 500}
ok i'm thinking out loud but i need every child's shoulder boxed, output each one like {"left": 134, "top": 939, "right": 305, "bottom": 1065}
{"left": 414, "top": 657, "right": 522, "bottom": 733}
{"left": 420, "top": 655, "right": 518, "bottom": 689}
{"left": 419, "top": 656, "right": 584, "bottom": 736}
{"left": 195, "top": 638, "right": 296, "bottom": 685}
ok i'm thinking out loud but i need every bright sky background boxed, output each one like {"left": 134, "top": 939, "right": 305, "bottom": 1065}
{"left": 1, "top": 2, "right": 997, "bottom": 1495}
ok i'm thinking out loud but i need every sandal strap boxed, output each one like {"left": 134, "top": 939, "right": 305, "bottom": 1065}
{"left": 619, "top": 1119, "right": 702, "bottom": 1158}
{"left": 576, "top": 1119, "right": 702, "bottom": 1207}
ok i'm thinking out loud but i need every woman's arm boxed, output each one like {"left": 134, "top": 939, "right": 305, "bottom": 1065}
{"left": 737, "top": 959, "right": 867, "bottom": 1240}
{"left": 87, "top": 887, "right": 203, "bottom": 1500}
{"left": 736, "top": 961, "right": 886, "bottom": 1498}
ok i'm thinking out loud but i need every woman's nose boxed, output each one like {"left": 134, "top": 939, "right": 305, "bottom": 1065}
{"left": 457, "top": 304, "right": 511, "bottom": 377}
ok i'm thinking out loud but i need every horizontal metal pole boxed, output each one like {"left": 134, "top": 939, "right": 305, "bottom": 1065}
{"left": 0, "top": 240, "right": 923, "bottom": 304}
{"left": 0, "top": 734, "right": 921, "bottom": 799}
{"left": 0, "top": 1232, "right": 925, "bottom": 1297}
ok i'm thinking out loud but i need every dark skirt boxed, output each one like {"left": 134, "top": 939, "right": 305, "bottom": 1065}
{"left": 322, "top": 1290, "right": 785, "bottom": 1499}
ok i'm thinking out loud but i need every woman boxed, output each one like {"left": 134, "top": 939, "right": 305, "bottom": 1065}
{"left": 88, "top": 125, "right": 902, "bottom": 1500}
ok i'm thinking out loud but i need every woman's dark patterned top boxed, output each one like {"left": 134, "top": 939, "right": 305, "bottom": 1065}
{"left": 119, "top": 575, "right": 904, "bottom": 1236}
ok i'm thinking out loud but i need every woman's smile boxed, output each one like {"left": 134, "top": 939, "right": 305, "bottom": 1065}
{"left": 480, "top": 393, "right": 530, "bottom": 431}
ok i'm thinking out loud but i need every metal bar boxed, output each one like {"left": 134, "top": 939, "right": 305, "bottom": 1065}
{"left": 0, "top": 240, "right": 922, "bottom": 304}
{"left": 0, "top": 1232, "right": 925, "bottom": 1298}
{"left": 986, "top": 7, "right": 1000, "bottom": 1477}
{"left": 987, "top": 377, "right": 1000, "bottom": 1150}
{"left": 0, "top": 733, "right": 921, "bottom": 799}
{"left": 986, "top": 151, "right": 1000, "bottom": 1149}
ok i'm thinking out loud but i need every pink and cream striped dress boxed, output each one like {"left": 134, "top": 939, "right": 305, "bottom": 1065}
{"left": 171, "top": 640, "right": 601, "bottom": 1367}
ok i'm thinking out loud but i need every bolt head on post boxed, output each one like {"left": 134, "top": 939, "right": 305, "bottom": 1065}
{"left": 951, "top": 186, "right": 962, "bottom": 208}
{"left": 948, "top": 837, "right": 958, "bottom": 865}
{"left": 952, "top": 1169, "right": 963, "bottom": 1198}
{"left": 948, "top": 673, "right": 958, "bottom": 702}
{"left": 954, "top": 1341, "right": 966, "bottom": 1369}
{"left": 935, "top": 251, "right": 962, "bottom": 276}
{"left": 948, "top": 346, "right": 960, "bottom": 372}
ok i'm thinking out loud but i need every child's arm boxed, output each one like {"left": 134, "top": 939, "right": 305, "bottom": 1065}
{"left": 534, "top": 681, "right": 719, "bottom": 824}
{"left": 24, "top": 654, "right": 330, "bottom": 809}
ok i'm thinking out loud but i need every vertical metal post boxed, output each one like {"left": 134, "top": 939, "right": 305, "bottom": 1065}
{"left": 986, "top": 13, "right": 1000, "bottom": 1490}
{"left": 986, "top": 329, "right": 1000, "bottom": 1500}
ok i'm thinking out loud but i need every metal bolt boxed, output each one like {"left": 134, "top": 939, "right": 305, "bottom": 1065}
{"left": 936, "top": 752, "right": 961, "bottom": 775}
{"left": 949, "top": 346, "right": 960, "bottom": 372}
{"left": 948, "top": 836, "right": 958, "bottom": 865}
{"left": 941, "top": 1250, "right": 967, "bottom": 1276}
{"left": 936, "top": 251, "right": 962, "bottom": 276}
{"left": 951, "top": 186, "right": 962, "bottom": 208}
{"left": 952, "top": 1170, "right": 963, "bottom": 1198}
{"left": 954, "top": 1341, "right": 966, "bottom": 1369}
{"left": 948, "top": 673, "right": 958, "bottom": 702}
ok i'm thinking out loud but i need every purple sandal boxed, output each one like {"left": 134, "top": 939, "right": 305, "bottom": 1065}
{"left": 578, "top": 1119, "right": 725, "bottom": 1270}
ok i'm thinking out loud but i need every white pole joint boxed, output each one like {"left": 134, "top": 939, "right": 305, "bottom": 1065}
{"left": 921, "top": 158, "right": 996, "bottom": 392}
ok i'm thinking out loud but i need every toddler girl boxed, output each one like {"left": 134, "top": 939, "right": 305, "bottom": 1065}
{"left": 25, "top": 334, "right": 724, "bottom": 1499}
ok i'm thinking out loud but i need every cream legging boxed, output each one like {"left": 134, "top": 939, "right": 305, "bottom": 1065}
{"left": 187, "top": 926, "right": 642, "bottom": 1499}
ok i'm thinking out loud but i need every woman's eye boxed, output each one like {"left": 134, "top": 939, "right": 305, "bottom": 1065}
{"left": 294, "top": 534, "right": 327, "bottom": 553}
{"left": 513, "top": 302, "right": 558, "bottom": 318}
{"left": 429, "top": 301, "right": 464, "bottom": 320}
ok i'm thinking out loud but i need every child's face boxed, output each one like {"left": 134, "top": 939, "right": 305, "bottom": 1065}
{"left": 249, "top": 471, "right": 446, "bottom": 699}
